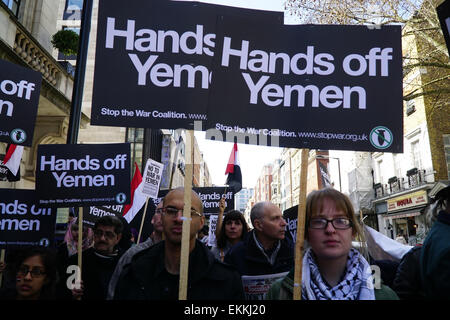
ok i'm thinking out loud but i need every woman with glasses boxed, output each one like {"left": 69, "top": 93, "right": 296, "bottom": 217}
{"left": 0, "top": 246, "right": 57, "bottom": 300}
{"left": 267, "top": 188, "right": 398, "bottom": 300}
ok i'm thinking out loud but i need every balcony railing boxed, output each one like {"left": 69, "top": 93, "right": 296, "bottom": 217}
{"left": 374, "top": 168, "right": 427, "bottom": 198}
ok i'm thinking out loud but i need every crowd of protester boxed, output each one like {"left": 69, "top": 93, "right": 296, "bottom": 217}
{"left": 0, "top": 184, "right": 449, "bottom": 300}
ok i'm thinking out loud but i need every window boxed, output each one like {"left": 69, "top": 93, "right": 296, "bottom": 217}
{"left": 126, "top": 128, "right": 144, "bottom": 172}
{"left": 406, "top": 99, "right": 415, "bottom": 116}
{"left": 376, "top": 159, "right": 383, "bottom": 184}
{"left": 63, "top": 0, "right": 83, "bottom": 20}
{"left": 2, "top": 0, "right": 20, "bottom": 16}
{"left": 411, "top": 140, "right": 422, "bottom": 169}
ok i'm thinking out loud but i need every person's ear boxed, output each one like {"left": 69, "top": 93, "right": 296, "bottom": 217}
{"left": 253, "top": 218, "right": 263, "bottom": 232}
{"left": 116, "top": 233, "right": 122, "bottom": 243}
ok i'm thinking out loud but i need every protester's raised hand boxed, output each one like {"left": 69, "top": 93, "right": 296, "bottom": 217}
{"left": 71, "top": 279, "right": 84, "bottom": 300}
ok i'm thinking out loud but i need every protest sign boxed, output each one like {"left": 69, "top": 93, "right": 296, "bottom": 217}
{"left": 0, "top": 189, "right": 57, "bottom": 248}
{"left": 283, "top": 205, "right": 298, "bottom": 245}
{"left": 36, "top": 143, "right": 130, "bottom": 207}
{"left": 206, "top": 18, "right": 403, "bottom": 153}
{"left": 158, "top": 187, "right": 234, "bottom": 216}
{"left": 141, "top": 158, "right": 164, "bottom": 199}
{"left": 90, "top": 0, "right": 282, "bottom": 130}
{"left": 241, "top": 272, "right": 289, "bottom": 300}
{"left": 207, "top": 214, "right": 218, "bottom": 247}
{"left": 82, "top": 205, "right": 123, "bottom": 227}
{"left": 0, "top": 59, "right": 42, "bottom": 147}
{"left": 436, "top": 0, "right": 450, "bottom": 56}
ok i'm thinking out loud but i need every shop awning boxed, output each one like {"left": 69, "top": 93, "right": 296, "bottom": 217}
{"left": 383, "top": 209, "right": 423, "bottom": 219}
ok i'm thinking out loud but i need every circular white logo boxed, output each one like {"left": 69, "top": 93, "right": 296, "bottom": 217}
{"left": 10, "top": 128, "right": 26, "bottom": 144}
{"left": 39, "top": 238, "right": 50, "bottom": 247}
{"left": 370, "top": 126, "right": 393, "bottom": 149}
{"left": 116, "top": 193, "right": 126, "bottom": 204}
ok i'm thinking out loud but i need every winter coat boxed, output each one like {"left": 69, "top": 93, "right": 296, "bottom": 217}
{"left": 106, "top": 238, "right": 154, "bottom": 300}
{"left": 266, "top": 268, "right": 399, "bottom": 300}
{"left": 58, "top": 247, "right": 122, "bottom": 300}
{"left": 420, "top": 210, "right": 450, "bottom": 299}
{"left": 113, "top": 240, "right": 245, "bottom": 300}
{"left": 224, "top": 230, "right": 294, "bottom": 276}
{"left": 392, "top": 246, "right": 425, "bottom": 299}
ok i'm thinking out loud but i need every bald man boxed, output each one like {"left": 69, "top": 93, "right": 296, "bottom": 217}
{"left": 224, "top": 201, "right": 294, "bottom": 277}
{"left": 113, "top": 188, "right": 244, "bottom": 300}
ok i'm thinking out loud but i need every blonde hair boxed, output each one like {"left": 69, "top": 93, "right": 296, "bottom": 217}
{"left": 305, "top": 188, "right": 369, "bottom": 259}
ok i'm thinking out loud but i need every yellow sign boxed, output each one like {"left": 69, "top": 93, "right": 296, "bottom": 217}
{"left": 387, "top": 190, "right": 428, "bottom": 212}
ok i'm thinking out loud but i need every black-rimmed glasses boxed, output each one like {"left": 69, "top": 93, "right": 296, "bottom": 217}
{"left": 17, "top": 265, "right": 46, "bottom": 278}
{"left": 308, "top": 217, "right": 352, "bottom": 230}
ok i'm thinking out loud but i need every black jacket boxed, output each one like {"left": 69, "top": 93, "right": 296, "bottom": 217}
{"left": 392, "top": 246, "right": 424, "bottom": 300}
{"left": 224, "top": 230, "right": 294, "bottom": 276}
{"left": 114, "top": 240, "right": 244, "bottom": 300}
{"left": 58, "top": 247, "right": 122, "bottom": 300}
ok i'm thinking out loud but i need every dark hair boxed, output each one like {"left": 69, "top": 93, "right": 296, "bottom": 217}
{"left": 94, "top": 216, "right": 123, "bottom": 235}
{"left": 216, "top": 210, "right": 249, "bottom": 249}
{"left": 14, "top": 246, "right": 58, "bottom": 300}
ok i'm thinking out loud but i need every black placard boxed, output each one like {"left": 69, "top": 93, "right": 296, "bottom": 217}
{"left": 437, "top": 0, "right": 450, "bottom": 56}
{"left": 82, "top": 205, "right": 124, "bottom": 227}
{"left": 35, "top": 143, "right": 130, "bottom": 207}
{"left": 206, "top": 17, "right": 404, "bottom": 153}
{"left": 0, "top": 189, "right": 57, "bottom": 248}
{"left": 90, "top": 0, "right": 282, "bottom": 130}
{"left": 0, "top": 59, "right": 42, "bottom": 146}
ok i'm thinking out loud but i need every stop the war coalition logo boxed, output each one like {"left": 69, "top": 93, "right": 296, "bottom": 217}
{"left": 36, "top": 143, "right": 131, "bottom": 207}
{"left": 0, "top": 189, "right": 56, "bottom": 248}
{"left": 0, "top": 58, "right": 42, "bottom": 146}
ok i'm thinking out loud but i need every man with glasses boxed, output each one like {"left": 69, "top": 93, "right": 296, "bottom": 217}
{"left": 114, "top": 187, "right": 244, "bottom": 300}
{"left": 60, "top": 216, "right": 123, "bottom": 300}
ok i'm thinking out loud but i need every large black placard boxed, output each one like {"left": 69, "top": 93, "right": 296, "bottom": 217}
{"left": 90, "top": 0, "right": 282, "bottom": 130}
{"left": 206, "top": 18, "right": 404, "bottom": 153}
{"left": 36, "top": 143, "right": 130, "bottom": 207}
{"left": 0, "top": 189, "right": 57, "bottom": 248}
{"left": 0, "top": 59, "right": 42, "bottom": 147}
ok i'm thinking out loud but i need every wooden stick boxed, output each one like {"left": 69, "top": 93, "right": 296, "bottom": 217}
{"left": 0, "top": 249, "right": 5, "bottom": 288}
{"left": 136, "top": 198, "right": 149, "bottom": 244}
{"left": 76, "top": 207, "right": 83, "bottom": 300}
{"left": 179, "top": 130, "right": 194, "bottom": 300}
{"left": 293, "top": 148, "right": 309, "bottom": 300}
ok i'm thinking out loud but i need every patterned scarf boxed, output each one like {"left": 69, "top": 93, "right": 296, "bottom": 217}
{"left": 301, "top": 248, "right": 375, "bottom": 300}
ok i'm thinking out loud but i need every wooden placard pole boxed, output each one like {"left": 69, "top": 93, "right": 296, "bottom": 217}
{"left": 293, "top": 148, "right": 310, "bottom": 300}
{"left": 0, "top": 249, "right": 5, "bottom": 288}
{"left": 179, "top": 130, "right": 194, "bottom": 300}
{"left": 136, "top": 198, "right": 150, "bottom": 244}
{"left": 76, "top": 207, "right": 83, "bottom": 300}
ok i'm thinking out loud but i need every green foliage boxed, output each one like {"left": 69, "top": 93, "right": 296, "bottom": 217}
{"left": 51, "top": 29, "right": 79, "bottom": 56}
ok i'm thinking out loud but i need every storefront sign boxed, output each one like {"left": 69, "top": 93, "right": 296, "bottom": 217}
{"left": 387, "top": 190, "right": 428, "bottom": 212}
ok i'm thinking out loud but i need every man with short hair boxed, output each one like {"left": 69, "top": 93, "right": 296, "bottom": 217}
{"left": 114, "top": 188, "right": 244, "bottom": 300}
{"left": 61, "top": 215, "right": 123, "bottom": 300}
{"left": 106, "top": 201, "right": 163, "bottom": 300}
{"left": 224, "top": 201, "right": 294, "bottom": 276}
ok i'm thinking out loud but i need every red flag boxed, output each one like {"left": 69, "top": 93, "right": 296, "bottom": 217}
{"left": 123, "top": 162, "right": 147, "bottom": 223}
{"left": 225, "top": 143, "right": 242, "bottom": 193}
{"left": 4, "top": 144, "right": 24, "bottom": 176}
